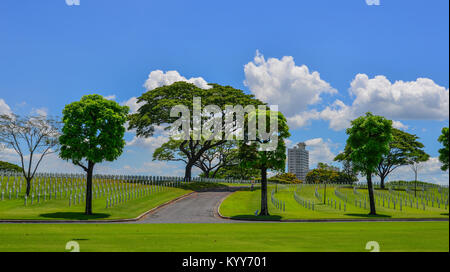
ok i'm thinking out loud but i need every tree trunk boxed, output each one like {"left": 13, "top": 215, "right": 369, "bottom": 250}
{"left": 380, "top": 175, "right": 385, "bottom": 189}
{"left": 414, "top": 170, "right": 417, "bottom": 198}
{"left": 259, "top": 167, "right": 269, "bottom": 216}
{"left": 323, "top": 183, "right": 327, "bottom": 204}
{"left": 367, "top": 173, "right": 377, "bottom": 215}
{"left": 184, "top": 161, "right": 193, "bottom": 182}
{"left": 25, "top": 177, "right": 32, "bottom": 197}
{"left": 85, "top": 161, "right": 94, "bottom": 215}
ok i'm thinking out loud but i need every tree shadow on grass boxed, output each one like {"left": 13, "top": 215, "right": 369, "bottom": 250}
{"left": 440, "top": 213, "right": 449, "bottom": 216}
{"left": 344, "top": 213, "right": 392, "bottom": 218}
{"left": 40, "top": 212, "right": 111, "bottom": 220}
{"left": 229, "top": 214, "right": 282, "bottom": 221}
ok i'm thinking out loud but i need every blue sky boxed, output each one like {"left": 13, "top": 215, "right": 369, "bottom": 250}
{"left": 0, "top": 0, "right": 448, "bottom": 184}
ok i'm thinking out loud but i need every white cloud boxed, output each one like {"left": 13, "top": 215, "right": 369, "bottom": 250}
{"left": 316, "top": 74, "right": 449, "bottom": 131}
{"left": 144, "top": 70, "right": 210, "bottom": 91}
{"left": 392, "top": 120, "right": 409, "bottom": 130}
{"left": 122, "top": 70, "right": 211, "bottom": 115}
{"left": 31, "top": 107, "right": 48, "bottom": 117}
{"left": 104, "top": 95, "right": 116, "bottom": 100}
{"left": 382, "top": 157, "right": 449, "bottom": 185}
{"left": 244, "top": 50, "right": 337, "bottom": 117}
{"left": 318, "top": 100, "right": 353, "bottom": 131}
{"left": 287, "top": 110, "right": 320, "bottom": 128}
{"left": 0, "top": 99, "right": 12, "bottom": 115}
{"left": 121, "top": 96, "right": 142, "bottom": 114}
{"left": 349, "top": 74, "right": 449, "bottom": 120}
{"left": 304, "top": 138, "right": 339, "bottom": 169}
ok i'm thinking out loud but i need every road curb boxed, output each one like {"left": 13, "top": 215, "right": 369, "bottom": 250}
{"left": 0, "top": 191, "right": 195, "bottom": 224}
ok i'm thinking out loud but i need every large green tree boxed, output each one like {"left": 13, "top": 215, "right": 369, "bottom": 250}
{"left": 345, "top": 112, "right": 393, "bottom": 215}
{"left": 239, "top": 109, "right": 290, "bottom": 216}
{"left": 59, "top": 95, "right": 128, "bottom": 215}
{"left": 438, "top": 127, "right": 449, "bottom": 171}
{"left": 128, "top": 82, "right": 264, "bottom": 180}
{"left": 336, "top": 128, "right": 429, "bottom": 189}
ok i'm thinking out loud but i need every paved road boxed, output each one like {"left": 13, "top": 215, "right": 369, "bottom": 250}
{"left": 138, "top": 191, "right": 234, "bottom": 223}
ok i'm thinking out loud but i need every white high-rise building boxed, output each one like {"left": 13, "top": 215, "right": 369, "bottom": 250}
{"left": 287, "top": 142, "right": 309, "bottom": 181}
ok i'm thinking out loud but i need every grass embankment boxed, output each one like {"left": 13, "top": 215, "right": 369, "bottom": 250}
{"left": 0, "top": 222, "right": 447, "bottom": 252}
{"left": 219, "top": 185, "right": 449, "bottom": 220}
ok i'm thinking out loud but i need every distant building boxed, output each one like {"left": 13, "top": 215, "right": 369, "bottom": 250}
{"left": 287, "top": 142, "right": 309, "bottom": 181}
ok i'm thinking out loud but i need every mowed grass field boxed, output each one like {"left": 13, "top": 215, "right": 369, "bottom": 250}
{"left": 0, "top": 222, "right": 447, "bottom": 252}
{"left": 220, "top": 185, "right": 449, "bottom": 220}
{"left": 0, "top": 182, "right": 236, "bottom": 221}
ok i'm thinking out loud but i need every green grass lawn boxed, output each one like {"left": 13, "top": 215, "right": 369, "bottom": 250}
{"left": 0, "top": 181, "right": 243, "bottom": 221}
{"left": 0, "top": 222, "right": 447, "bottom": 252}
{"left": 0, "top": 188, "right": 189, "bottom": 220}
{"left": 220, "top": 185, "right": 449, "bottom": 220}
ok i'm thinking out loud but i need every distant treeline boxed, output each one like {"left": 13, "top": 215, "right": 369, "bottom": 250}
{"left": 386, "top": 180, "right": 442, "bottom": 187}
{"left": 0, "top": 161, "right": 22, "bottom": 172}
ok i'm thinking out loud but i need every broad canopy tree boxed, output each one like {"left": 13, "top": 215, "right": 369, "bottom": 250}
{"left": 238, "top": 109, "right": 290, "bottom": 216}
{"left": 59, "top": 94, "right": 128, "bottom": 215}
{"left": 128, "top": 81, "right": 264, "bottom": 180}
{"left": 335, "top": 128, "right": 429, "bottom": 189}
{"left": 0, "top": 114, "right": 60, "bottom": 196}
{"left": 345, "top": 112, "right": 393, "bottom": 215}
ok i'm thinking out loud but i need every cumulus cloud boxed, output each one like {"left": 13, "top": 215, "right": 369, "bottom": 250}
{"left": 104, "top": 95, "right": 116, "bottom": 100}
{"left": 392, "top": 120, "right": 409, "bottom": 130}
{"left": 0, "top": 99, "right": 12, "bottom": 115}
{"left": 121, "top": 96, "right": 142, "bottom": 114}
{"left": 349, "top": 74, "right": 449, "bottom": 120}
{"left": 122, "top": 70, "right": 211, "bottom": 115}
{"left": 286, "top": 110, "right": 320, "bottom": 128}
{"left": 317, "top": 74, "right": 449, "bottom": 130}
{"left": 144, "top": 70, "right": 210, "bottom": 91}
{"left": 304, "top": 138, "right": 339, "bottom": 169}
{"left": 381, "top": 157, "right": 449, "bottom": 185}
{"left": 244, "top": 50, "right": 337, "bottom": 117}
{"left": 31, "top": 107, "right": 48, "bottom": 117}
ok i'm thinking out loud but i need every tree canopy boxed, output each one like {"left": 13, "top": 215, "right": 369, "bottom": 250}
{"left": 335, "top": 128, "right": 429, "bottom": 188}
{"left": 59, "top": 94, "right": 129, "bottom": 215}
{"left": 239, "top": 109, "right": 290, "bottom": 216}
{"left": 438, "top": 127, "right": 449, "bottom": 171}
{"left": 128, "top": 81, "right": 264, "bottom": 180}
{"left": 345, "top": 112, "right": 393, "bottom": 215}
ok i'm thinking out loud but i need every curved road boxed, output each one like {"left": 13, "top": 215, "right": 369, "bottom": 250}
{"left": 138, "top": 191, "right": 234, "bottom": 223}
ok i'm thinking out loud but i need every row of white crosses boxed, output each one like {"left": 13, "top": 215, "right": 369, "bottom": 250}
{"left": 0, "top": 172, "right": 23, "bottom": 201}
{"left": 293, "top": 186, "right": 315, "bottom": 211}
{"left": 312, "top": 184, "right": 346, "bottom": 211}
{"left": 271, "top": 189, "right": 285, "bottom": 212}
{"left": 0, "top": 171, "right": 253, "bottom": 207}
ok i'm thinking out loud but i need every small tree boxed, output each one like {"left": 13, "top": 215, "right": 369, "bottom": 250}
{"left": 239, "top": 109, "right": 290, "bottom": 216}
{"left": 59, "top": 95, "right": 128, "bottom": 215}
{"left": 345, "top": 112, "right": 393, "bottom": 215}
{"left": 0, "top": 114, "right": 60, "bottom": 196}
{"left": 408, "top": 152, "right": 430, "bottom": 197}
{"left": 438, "top": 127, "right": 449, "bottom": 171}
